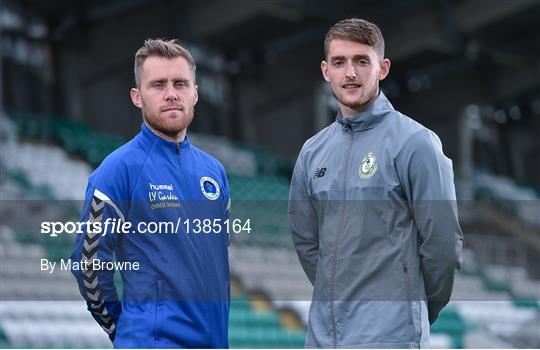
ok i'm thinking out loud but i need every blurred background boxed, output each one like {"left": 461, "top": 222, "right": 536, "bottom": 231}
{"left": 1, "top": 0, "right": 539, "bottom": 348}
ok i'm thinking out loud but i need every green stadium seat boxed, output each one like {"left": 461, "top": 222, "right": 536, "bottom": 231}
{"left": 431, "top": 307, "right": 467, "bottom": 348}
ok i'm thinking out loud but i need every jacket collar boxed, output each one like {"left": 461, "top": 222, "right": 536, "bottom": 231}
{"left": 336, "top": 92, "right": 394, "bottom": 132}
{"left": 140, "top": 122, "right": 190, "bottom": 151}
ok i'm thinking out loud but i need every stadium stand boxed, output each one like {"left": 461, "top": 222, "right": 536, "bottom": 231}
{"left": 6, "top": 113, "right": 290, "bottom": 178}
{"left": 0, "top": 223, "right": 112, "bottom": 348}
{"left": 1, "top": 114, "right": 539, "bottom": 348}
{"left": 476, "top": 172, "right": 540, "bottom": 228}
{"left": 0, "top": 114, "right": 305, "bottom": 348}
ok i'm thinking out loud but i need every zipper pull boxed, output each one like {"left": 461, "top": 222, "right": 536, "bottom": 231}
{"left": 176, "top": 142, "right": 180, "bottom": 154}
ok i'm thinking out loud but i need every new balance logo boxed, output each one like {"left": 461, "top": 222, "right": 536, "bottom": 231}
{"left": 313, "top": 168, "right": 327, "bottom": 179}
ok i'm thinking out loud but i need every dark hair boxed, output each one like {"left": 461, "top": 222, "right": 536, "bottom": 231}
{"left": 134, "top": 39, "right": 196, "bottom": 87}
{"left": 324, "top": 18, "right": 385, "bottom": 58}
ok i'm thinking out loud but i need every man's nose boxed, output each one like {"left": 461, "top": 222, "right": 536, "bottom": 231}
{"left": 164, "top": 85, "right": 179, "bottom": 101}
{"left": 345, "top": 63, "right": 356, "bottom": 79}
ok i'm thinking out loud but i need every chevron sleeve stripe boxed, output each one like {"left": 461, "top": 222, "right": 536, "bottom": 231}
{"left": 81, "top": 195, "right": 116, "bottom": 335}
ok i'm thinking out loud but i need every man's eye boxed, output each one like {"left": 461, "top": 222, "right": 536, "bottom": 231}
{"left": 152, "top": 83, "right": 163, "bottom": 88}
{"left": 333, "top": 61, "right": 343, "bottom": 67}
{"left": 175, "top": 82, "right": 188, "bottom": 87}
{"left": 356, "top": 59, "right": 369, "bottom": 65}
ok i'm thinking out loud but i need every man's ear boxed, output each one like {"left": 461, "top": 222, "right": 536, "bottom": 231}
{"left": 321, "top": 60, "right": 330, "bottom": 82}
{"left": 130, "top": 88, "right": 142, "bottom": 108}
{"left": 193, "top": 85, "right": 199, "bottom": 106}
{"left": 378, "top": 58, "right": 391, "bottom": 81}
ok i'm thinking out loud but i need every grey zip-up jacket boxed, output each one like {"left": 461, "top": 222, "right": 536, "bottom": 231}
{"left": 288, "top": 92, "right": 463, "bottom": 348}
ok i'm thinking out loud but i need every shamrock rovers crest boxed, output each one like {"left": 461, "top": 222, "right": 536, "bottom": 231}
{"left": 359, "top": 152, "right": 378, "bottom": 179}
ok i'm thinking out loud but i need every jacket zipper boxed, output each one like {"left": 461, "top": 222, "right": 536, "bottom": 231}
{"left": 176, "top": 142, "right": 194, "bottom": 217}
{"left": 403, "top": 264, "right": 413, "bottom": 324}
{"left": 154, "top": 279, "right": 162, "bottom": 340}
{"left": 330, "top": 127, "right": 354, "bottom": 348}
{"left": 176, "top": 141, "right": 211, "bottom": 336}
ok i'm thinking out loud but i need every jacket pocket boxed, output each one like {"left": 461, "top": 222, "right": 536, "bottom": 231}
{"left": 402, "top": 264, "right": 413, "bottom": 324}
{"left": 153, "top": 280, "right": 164, "bottom": 339}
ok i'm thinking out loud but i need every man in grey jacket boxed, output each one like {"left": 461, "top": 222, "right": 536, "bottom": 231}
{"left": 288, "top": 18, "right": 463, "bottom": 348}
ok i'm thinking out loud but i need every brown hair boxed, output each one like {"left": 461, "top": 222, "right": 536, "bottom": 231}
{"left": 324, "top": 18, "right": 385, "bottom": 58}
{"left": 134, "top": 38, "right": 196, "bottom": 86}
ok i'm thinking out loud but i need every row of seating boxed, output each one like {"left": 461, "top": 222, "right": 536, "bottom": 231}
{"left": 476, "top": 171, "right": 540, "bottom": 228}
{"left": 228, "top": 295, "right": 305, "bottom": 348}
{"left": 485, "top": 265, "right": 540, "bottom": 301}
{"left": 1, "top": 222, "right": 307, "bottom": 348}
{"left": 229, "top": 243, "right": 540, "bottom": 348}
{"left": 229, "top": 328, "right": 305, "bottom": 348}
{"left": 7, "top": 113, "right": 292, "bottom": 177}
{"left": 2, "top": 140, "right": 92, "bottom": 200}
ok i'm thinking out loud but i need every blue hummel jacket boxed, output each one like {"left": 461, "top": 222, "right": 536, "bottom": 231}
{"left": 71, "top": 123, "right": 230, "bottom": 348}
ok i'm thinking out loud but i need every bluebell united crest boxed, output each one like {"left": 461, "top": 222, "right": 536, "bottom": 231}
{"left": 200, "top": 176, "right": 220, "bottom": 200}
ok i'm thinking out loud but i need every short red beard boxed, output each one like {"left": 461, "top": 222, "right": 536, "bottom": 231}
{"left": 141, "top": 99, "right": 194, "bottom": 139}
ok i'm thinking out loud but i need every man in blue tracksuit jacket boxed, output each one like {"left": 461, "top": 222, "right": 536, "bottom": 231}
{"left": 71, "top": 39, "right": 230, "bottom": 348}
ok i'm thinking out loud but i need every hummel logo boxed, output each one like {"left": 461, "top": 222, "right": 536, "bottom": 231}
{"left": 313, "top": 168, "right": 327, "bottom": 179}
